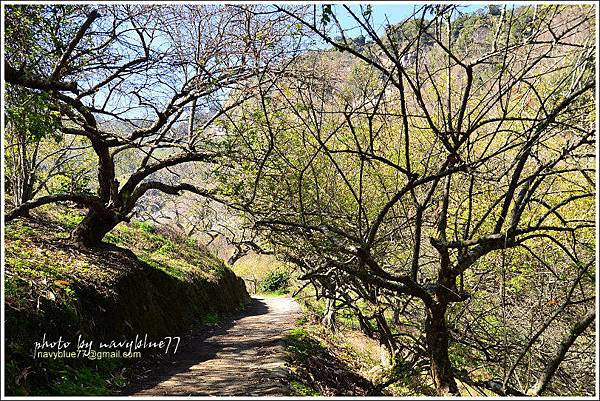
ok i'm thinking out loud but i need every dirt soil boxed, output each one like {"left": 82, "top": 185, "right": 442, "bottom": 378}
{"left": 123, "top": 296, "right": 300, "bottom": 396}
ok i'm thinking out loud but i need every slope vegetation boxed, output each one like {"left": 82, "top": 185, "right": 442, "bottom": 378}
{"left": 4, "top": 205, "right": 249, "bottom": 395}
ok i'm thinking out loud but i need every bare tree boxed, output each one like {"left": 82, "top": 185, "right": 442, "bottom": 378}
{"left": 4, "top": 4, "right": 299, "bottom": 247}
{"left": 230, "top": 4, "right": 595, "bottom": 395}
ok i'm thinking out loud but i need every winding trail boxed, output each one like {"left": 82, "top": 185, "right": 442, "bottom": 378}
{"left": 125, "top": 296, "right": 301, "bottom": 396}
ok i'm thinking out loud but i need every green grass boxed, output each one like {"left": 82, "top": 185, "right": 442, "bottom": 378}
{"left": 103, "top": 215, "right": 228, "bottom": 283}
{"left": 48, "top": 365, "right": 111, "bottom": 396}
{"left": 6, "top": 222, "right": 37, "bottom": 237}
{"left": 201, "top": 312, "right": 222, "bottom": 325}
{"left": 258, "top": 289, "right": 290, "bottom": 297}
{"left": 136, "top": 221, "right": 156, "bottom": 234}
{"left": 4, "top": 219, "right": 83, "bottom": 312}
{"left": 51, "top": 207, "right": 85, "bottom": 230}
{"left": 285, "top": 327, "right": 320, "bottom": 363}
{"left": 285, "top": 327, "right": 323, "bottom": 395}
{"left": 4, "top": 215, "right": 121, "bottom": 396}
{"left": 5, "top": 205, "right": 234, "bottom": 306}
{"left": 4, "top": 326, "right": 127, "bottom": 396}
{"left": 292, "top": 294, "right": 437, "bottom": 396}
{"left": 284, "top": 325, "right": 378, "bottom": 396}
{"left": 290, "top": 380, "right": 320, "bottom": 396}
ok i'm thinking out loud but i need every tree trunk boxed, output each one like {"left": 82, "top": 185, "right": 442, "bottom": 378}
{"left": 18, "top": 173, "right": 35, "bottom": 215}
{"left": 227, "top": 245, "right": 245, "bottom": 266}
{"left": 425, "top": 303, "right": 459, "bottom": 396}
{"left": 71, "top": 208, "right": 120, "bottom": 248}
{"left": 375, "top": 312, "right": 397, "bottom": 367}
{"left": 380, "top": 341, "right": 393, "bottom": 367}
{"left": 392, "top": 299, "right": 401, "bottom": 325}
{"left": 321, "top": 297, "right": 337, "bottom": 332}
{"left": 11, "top": 129, "right": 34, "bottom": 211}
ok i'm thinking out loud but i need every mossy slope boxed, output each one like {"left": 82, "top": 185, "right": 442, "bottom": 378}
{"left": 4, "top": 205, "right": 250, "bottom": 395}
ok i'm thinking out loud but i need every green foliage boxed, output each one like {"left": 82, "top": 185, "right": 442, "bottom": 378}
{"left": 285, "top": 322, "right": 384, "bottom": 396}
{"left": 137, "top": 221, "right": 156, "bottom": 234}
{"left": 202, "top": 312, "right": 221, "bottom": 325}
{"left": 48, "top": 365, "right": 111, "bottom": 396}
{"left": 321, "top": 5, "right": 333, "bottom": 25}
{"left": 52, "top": 207, "right": 84, "bottom": 230}
{"left": 258, "top": 270, "right": 290, "bottom": 294}
{"left": 5, "top": 355, "right": 123, "bottom": 396}
{"left": 232, "top": 254, "right": 288, "bottom": 281}
{"left": 224, "top": 4, "right": 595, "bottom": 396}
{"left": 52, "top": 168, "right": 95, "bottom": 197}
{"left": 6, "top": 221, "right": 37, "bottom": 237}
{"left": 449, "top": 342, "right": 483, "bottom": 371}
{"left": 5, "top": 4, "right": 94, "bottom": 76}
{"left": 3, "top": 3, "right": 595, "bottom": 396}
{"left": 290, "top": 380, "right": 320, "bottom": 396}
{"left": 286, "top": 327, "right": 316, "bottom": 361}
{"left": 105, "top": 218, "right": 228, "bottom": 283}
{"left": 5, "top": 90, "right": 62, "bottom": 142}
{"left": 285, "top": 328, "right": 323, "bottom": 395}
{"left": 156, "top": 240, "right": 176, "bottom": 255}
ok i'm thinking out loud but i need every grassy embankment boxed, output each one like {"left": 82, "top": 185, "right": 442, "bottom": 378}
{"left": 285, "top": 292, "right": 496, "bottom": 396}
{"left": 4, "top": 204, "right": 250, "bottom": 396}
{"left": 284, "top": 293, "right": 437, "bottom": 396}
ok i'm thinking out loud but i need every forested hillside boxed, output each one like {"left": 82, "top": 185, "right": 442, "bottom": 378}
{"left": 3, "top": 3, "right": 596, "bottom": 397}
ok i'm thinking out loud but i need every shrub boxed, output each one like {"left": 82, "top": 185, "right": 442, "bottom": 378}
{"left": 137, "top": 221, "right": 155, "bottom": 234}
{"left": 258, "top": 270, "right": 289, "bottom": 293}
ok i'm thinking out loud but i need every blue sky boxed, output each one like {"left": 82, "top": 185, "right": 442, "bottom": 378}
{"left": 329, "top": 3, "right": 487, "bottom": 35}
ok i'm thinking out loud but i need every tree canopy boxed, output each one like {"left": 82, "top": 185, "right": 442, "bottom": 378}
{"left": 3, "top": 3, "right": 596, "bottom": 396}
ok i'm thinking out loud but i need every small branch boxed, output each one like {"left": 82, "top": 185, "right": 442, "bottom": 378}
{"left": 52, "top": 9, "right": 100, "bottom": 80}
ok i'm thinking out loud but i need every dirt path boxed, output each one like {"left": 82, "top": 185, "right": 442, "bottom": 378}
{"left": 124, "top": 296, "right": 301, "bottom": 396}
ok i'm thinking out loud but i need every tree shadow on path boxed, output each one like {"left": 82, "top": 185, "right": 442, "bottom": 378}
{"left": 121, "top": 297, "right": 296, "bottom": 396}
